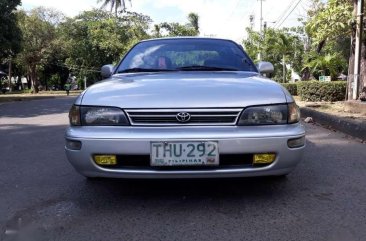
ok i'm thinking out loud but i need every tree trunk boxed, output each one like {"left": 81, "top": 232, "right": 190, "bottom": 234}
{"left": 347, "top": 36, "right": 355, "bottom": 99}
{"left": 8, "top": 58, "right": 12, "bottom": 92}
{"left": 316, "top": 40, "right": 326, "bottom": 53}
{"left": 302, "top": 67, "right": 311, "bottom": 81}
{"left": 347, "top": 0, "right": 357, "bottom": 100}
{"left": 29, "top": 65, "right": 39, "bottom": 94}
{"left": 283, "top": 55, "right": 286, "bottom": 83}
{"left": 347, "top": 0, "right": 366, "bottom": 100}
{"left": 360, "top": 38, "right": 366, "bottom": 97}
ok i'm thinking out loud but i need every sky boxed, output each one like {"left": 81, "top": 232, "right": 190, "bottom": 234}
{"left": 21, "top": 0, "right": 310, "bottom": 42}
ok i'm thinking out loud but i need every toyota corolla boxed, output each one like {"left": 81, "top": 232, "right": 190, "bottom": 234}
{"left": 65, "top": 37, "right": 305, "bottom": 179}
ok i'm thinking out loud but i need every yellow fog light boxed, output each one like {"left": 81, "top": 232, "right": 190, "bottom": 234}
{"left": 253, "top": 153, "right": 276, "bottom": 165}
{"left": 94, "top": 155, "right": 117, "bottom": 166}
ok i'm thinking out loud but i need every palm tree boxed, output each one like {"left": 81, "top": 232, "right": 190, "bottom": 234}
{"left": 276, "top": 33, "right": 292, "bottom": 83}
{"left": 187, "top": 12, "right": 199, "bottom": 34}
{"left": 152, "top": 24, "right": 162, "bottom": 38}
{"left": 302, "top": 52, "right": 345, "bottom": 80}
{"left": 97, "top": 0, "right": 131, "bottom": 15}
{"left": 265, "top": 31, "right": 292, "bottom": 82}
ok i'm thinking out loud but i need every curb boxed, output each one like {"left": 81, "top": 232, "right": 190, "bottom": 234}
{"left": 300, "top": 107, "right": 366, "bottom": 141}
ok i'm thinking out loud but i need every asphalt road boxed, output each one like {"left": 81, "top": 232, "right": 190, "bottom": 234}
{"left": 1, "top": 97, "right": 366, "bottom": 241}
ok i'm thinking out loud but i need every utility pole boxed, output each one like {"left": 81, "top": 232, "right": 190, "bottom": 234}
{"left": 257, "top": 0, "right": 264, "bottom": 61}
{"left": 353, "top": 0, "right": 364, "bottom": 100}
{"left": 249, "top": 14, "right": 255, "bottom": 29}
{"left": 259, "top": 0, "right": 263, "bottom": 34}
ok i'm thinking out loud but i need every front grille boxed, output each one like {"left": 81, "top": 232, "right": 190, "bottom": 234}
{"left": 125, "top": 109, "right": 242, "bottom": 126}
{"left": 99, "top": 154, "right": 261, "bottom": 170}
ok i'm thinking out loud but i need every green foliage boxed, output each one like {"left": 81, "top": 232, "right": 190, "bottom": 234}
{"left": 159, "top": 22, "right": 199, "bottom": 37}
{"left": 187, "top": 13, "right": 199, "bottom": 33}
{"left": 300, "top": 0, "right": 353, "bottom": 81}
{"left": 158, "top": 12, "right": 200, "bottom": 37}
{"left": 15, "top": 8, "right": 62, "bottom": 92}
{"left": 77, "top": 78, "right": 85, "bottom": 90}
{"left": 243, "top": 28, "right": 261, "bottom": 61}
{"left": 281, "top": 83, "right": 298, "bottom": 96}
{"left": 243, "top": 27, "right": 304, "bottom": 82}
{"left": 0, "top": 0, "right": 22, "bottom": 58}
{"left": 152, "top": 24, "right": 162, "bottom": 38}
{"left": 49, "top": 74, "right": 61, "bottom": 86}
{"left": 11, "top": 6, "right": 201, "bottom": 89}
{"left": 97, "top": 0, "right": 129, "bottom": 15}
{"left": 302, "top": 52, "right": 347, "bottom": 80}
{"left": 59, "top": 10, "right": 152, "bottom": 81}
{"left": 297, "top": 81, "right": 347, "bottom": 101}
{"left": 306, "top": 0, "right": 353, "bottom": 45}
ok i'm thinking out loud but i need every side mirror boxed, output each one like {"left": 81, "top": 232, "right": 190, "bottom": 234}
{"left": 257, "top": 61, "right": 274, "bottom": 75}
{"left": 101, "top": 64, "right": 114, "bottom": 79}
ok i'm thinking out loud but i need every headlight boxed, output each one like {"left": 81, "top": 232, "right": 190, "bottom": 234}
{"left": 238, "top": 103, "right": 300, "bottom": 125}
{"left": 288, "top": 102, "right": 300, "bottom": 124}
{"left": 69, "top": 105, "right": 81, "bottom": 126}
{"left": 68, "top": 105, "right": 129, "bottom": 126}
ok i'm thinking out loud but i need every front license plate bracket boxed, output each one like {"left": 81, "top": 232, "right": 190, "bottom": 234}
{"left": 150, "top": 141, "right": 219, "bottom": 166}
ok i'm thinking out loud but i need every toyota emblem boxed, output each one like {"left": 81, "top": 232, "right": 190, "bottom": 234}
{"left": 176, "top": 112, "right": 191, "bottom": 123}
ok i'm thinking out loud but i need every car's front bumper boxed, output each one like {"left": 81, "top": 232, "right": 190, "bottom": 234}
{"left": 65, "top": 124, "right": 305, "bottom": 178}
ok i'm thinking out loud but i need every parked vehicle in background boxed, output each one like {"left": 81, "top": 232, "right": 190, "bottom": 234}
{"left": 1, "top": 87, "right": 9, "bottom": 94}
{"left": 51, "top": 85, "right": 61, "bottom": 91}
{"left": 0, "top": 71, "right": 8, "bottom": 94}
{"left": 65, "top": 37, "right": 305, "bottom": 179}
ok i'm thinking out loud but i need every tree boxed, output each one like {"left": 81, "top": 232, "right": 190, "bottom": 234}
{"left": 15, "top": 8, "right": 61, "bottom": 93}
{"left": 306, "top": 0, "right": 353, "bottom": 53}
{"left": 305, "top": 0, "right": 365, "bottom": 97}
{"left": 152, "top": 24, "right": 162, "bottom": 38}
{"left": 97, "top": 0, "right": 131, "bottom": 15}
{"left": 159, "top": 13, "right": 200, "bottom": 37}
{"left": 59, "top": 9, "right": 151, "bottom": 82}
{"left": 187, "top": 12, "right": 199, "bottom": 33}
{"left": 243, "top": 27, "right": 304, "bottom": 82}
{"left": 0, "top": 0, "right": 22, "bottom": 91}
{"left": 159, "top": 22, "right": 198, "bottom": 37}
{"left": 0, "top": 0, "right": 21, "bottom": 59}
{"left": 302, "top": 52, "right": 347, "bottom": 80}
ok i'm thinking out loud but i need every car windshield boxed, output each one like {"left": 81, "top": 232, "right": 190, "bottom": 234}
{"left": 116, "top": 38, "right": 258, "bottom": 73}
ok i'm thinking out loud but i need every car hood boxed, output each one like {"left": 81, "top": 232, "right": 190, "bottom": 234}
{"left": 81, "top": 72, "right": 290, "bottom": 108}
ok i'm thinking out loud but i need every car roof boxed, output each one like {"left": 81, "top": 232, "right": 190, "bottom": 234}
{"left": 139, "top": 37, "right": 238, "bottom": 44}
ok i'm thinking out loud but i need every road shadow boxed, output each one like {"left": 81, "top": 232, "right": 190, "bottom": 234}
{"left": 0, "top": 97, "right": 75, "bottom": 118}
{"left": 81, "top": 175, "right": 290, "bottom": 199}
{"left": 3, "top": 122, "right": 366, "bottom": 241}
{"left": 3, "top": 105, "right": 366, "bottom": 241}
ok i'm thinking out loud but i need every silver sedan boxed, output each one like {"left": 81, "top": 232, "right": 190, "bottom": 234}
{"left": 65, "top": 37, "right": 305, "bottom": 179}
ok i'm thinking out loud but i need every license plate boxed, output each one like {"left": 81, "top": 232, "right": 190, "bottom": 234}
{"left": 150, "top": 141, "right": 219, "bottom": 166}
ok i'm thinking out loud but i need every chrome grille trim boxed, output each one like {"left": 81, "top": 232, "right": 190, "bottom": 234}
{"left": 125, "top": 109, "right": 242, "bottom": 126}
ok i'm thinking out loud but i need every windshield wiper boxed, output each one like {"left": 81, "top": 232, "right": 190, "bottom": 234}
{"left": 118, "top": 68, "right": 175, "bottom": 73}
{"left": 176, "top": 65, "right": 239, "bottom": 71}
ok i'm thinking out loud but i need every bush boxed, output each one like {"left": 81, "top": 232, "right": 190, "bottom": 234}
{"left": 297, "top": 81, "right": 347, "bottom": 102}
{"left": 281, "top": 83, "right": 298, "bottom": 96}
